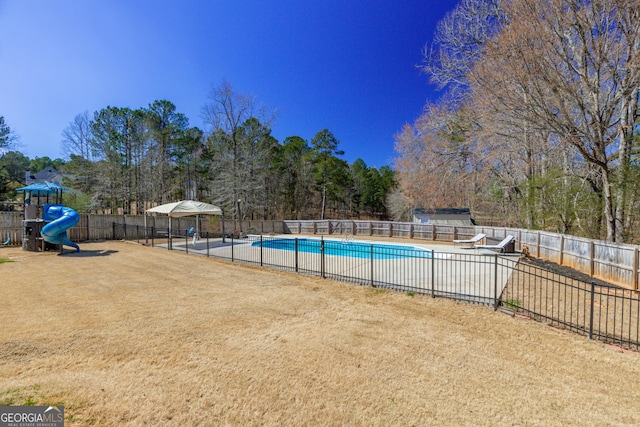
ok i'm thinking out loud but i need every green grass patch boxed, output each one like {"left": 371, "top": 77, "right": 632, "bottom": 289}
{"left": 367, "top": 288, "right": 389, "bottom": 297}
{"left": 1, "top": 384, "right": 70, "bottom": 408}
{"left": 0, "top": 385, "right": 47, "bottom": 406}
{"left": 0, "top": 258, "right": 13, "bottom": 264}
{"left": 503, "top": 298, "right": 522, "bottom": 310}
{"left": 0, "top": 385, "right": 86, "bottom": 423}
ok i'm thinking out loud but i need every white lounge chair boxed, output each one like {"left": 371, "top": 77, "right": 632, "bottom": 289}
{"left": 474, "top": 235, "right": 515, "bottom": 253}
{"left": 453, "top": 233, "right": 486, "bottom": 247}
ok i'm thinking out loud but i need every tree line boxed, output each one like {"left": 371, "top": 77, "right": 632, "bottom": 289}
{"left": 0, "top": 81, "right": 396, "bottom": 225}
{"left": 393, "top": 0, "right": 640, "bottom": 243}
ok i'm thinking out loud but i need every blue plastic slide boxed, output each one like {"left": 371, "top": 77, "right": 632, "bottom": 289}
{"left": 41, "top": 204, "right": 80, "bottom": 252}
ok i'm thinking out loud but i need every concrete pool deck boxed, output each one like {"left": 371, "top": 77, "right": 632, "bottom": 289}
{"left": 149, "top": 234, "right": 519, "bottom": 305}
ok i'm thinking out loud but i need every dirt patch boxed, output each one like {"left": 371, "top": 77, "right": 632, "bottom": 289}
{"left": 1, "top": 241, "right": 640, "bottom": 426}
{"left": 520, "top": 255, "right": 615, "bottom": 288}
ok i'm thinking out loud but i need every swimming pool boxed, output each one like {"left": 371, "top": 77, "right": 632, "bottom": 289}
{"left": 251, "top": 238, "right": 432, "bottom": 260}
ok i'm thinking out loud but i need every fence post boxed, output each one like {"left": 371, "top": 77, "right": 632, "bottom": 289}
{"left": 633, "top": 248, "right": 639, "bottom": 290}
{"left": 295, "top": 238, "right": 299, "bottom": 273}
{"left": 206, "top": 233, "right": 210, "bottom": 257}
{"left": 431, "top": 250, "right": 435, "bottom": 298}
{"left": 589, "top": 281, "right": 595, "bottom": 340}
{"left": 517, "top": 229, "right": 522, "bottom": 252}
{"left": 370, "top": 244, "right": 375, "bottom": 288}
{"left": 589, "top": 241, "right": 595, "bottom": 278}
{"left": 493, "top": 255, "right": 499, "bottom": 310}
{"left": 260, "top": 235, "right": 263, "bottom": 267}
{"left": 320, "top": 237, "right": 326, "bottom": 278}
{"left": 231, "top": 236, "right": 234, "bottom": 262}
{"left": 112, "top": 222, "right": 115, "bottom": 240}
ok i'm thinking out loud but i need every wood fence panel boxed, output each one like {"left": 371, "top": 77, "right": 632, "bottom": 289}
{"left": 451, "top": 226, "right": 476, "bottom": 241}
{"left": 412, "top": 224, "right": 434, "bottom": 240}
{"left": 370, "top": 221, "right": 391, "bottom": 237}
{"left": 315, "top": 220, "right": 329, "bottom": 235}
{"left": 519, "top": 230, "right": 540, "bottom": 249}
{"left": 299, "top": 221, "right": 315, "bottom": 234}
{"left": 282, "top": 220, "right": 296, "bottom": 233}
{"left": 561, "top": 236, "right": 593, "bottom": 273}
{"left": 592, "top": 241, "right": 636, "bottom": 287}
{"left": 353, "top": 220, "right": 372, "bottom": 236}
{"left": 392, "top": 222, "right": 411, "bottom": 238}
{"left": 538, "top": 233, "right": 562, "bottom": 264}
{"left": 434, "top": 225, "right": 454, "bottom": 242}
{"left": 0, "top": 212, "right": 22, "bottom": 244}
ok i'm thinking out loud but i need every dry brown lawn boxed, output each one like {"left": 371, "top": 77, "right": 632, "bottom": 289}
{"left": 1, "top": 241, "right": 640, "bottom": 426}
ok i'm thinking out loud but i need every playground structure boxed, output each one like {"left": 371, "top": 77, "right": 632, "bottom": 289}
{"left": 1, "top": 181, "right": 81, "bottom": 253}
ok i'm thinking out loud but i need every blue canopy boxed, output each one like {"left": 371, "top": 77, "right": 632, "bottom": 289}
{"left": 17, "top": 181, "right": 69, "bottom": 195}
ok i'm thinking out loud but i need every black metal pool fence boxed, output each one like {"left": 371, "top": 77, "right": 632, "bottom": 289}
{"left": 113, "top": 223, "right": 640, "bottom": 350}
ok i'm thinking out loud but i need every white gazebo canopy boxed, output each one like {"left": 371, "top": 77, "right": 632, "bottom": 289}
{"left": 146, "top": 200, "right": 222, "bottom": 217}
{"left": 145, "top": 200, "right": 223, "bottom": 239}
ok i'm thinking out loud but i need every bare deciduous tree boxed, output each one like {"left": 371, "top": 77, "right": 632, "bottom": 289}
{"left": 202, "top": 80, "right": 277, "bottom": 229}
{"left": 393, "top": 100, "right": 483, "bottom": 213}
{"left": 421, "top": 0, "right": 506, "bottom": 94}
{"left": 469, "top": 0, "right": 640, "bottom": 241}
{"left": 61, "top": 111, "right": 93, "bottom": 160}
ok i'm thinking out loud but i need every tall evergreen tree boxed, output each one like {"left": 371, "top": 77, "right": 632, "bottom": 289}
{"left": 0, "top": 116, "right": 16, "bottom": 154}
{"left": 309, "top": 129, "right": 348, "bottom": 220}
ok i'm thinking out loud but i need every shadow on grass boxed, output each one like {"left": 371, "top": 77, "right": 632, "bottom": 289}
{"left": 58, "top": 249, "right": 118, "bottom": 257}
{"left": 156, "top": 240, "right": 243, "bottom": 250}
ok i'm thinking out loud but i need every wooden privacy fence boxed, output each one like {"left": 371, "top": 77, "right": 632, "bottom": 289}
{"left": 485, "top": 227, "right": 640, "bottom": 291}
{"left": 284, "top": 220, "right": 640, "bottom": 290}
{"left": 0, "top": 212, "right": 284, "bottom": 245}
{"left": 283, "top": 219, "right": 477, "bottom": 242}
{"left": 0, "top": 211, "right": 23, "bottom": 244}
{"left": 66, "top": 215, "right": 284, "bottom": 240}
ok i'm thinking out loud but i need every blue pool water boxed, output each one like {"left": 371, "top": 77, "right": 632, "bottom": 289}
{"left": 251, "top": 238, "right": 432, "bottom": 260}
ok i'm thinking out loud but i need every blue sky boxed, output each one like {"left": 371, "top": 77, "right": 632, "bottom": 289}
{"left": 0, "top": 0, "right": 458, "bottom": 168}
